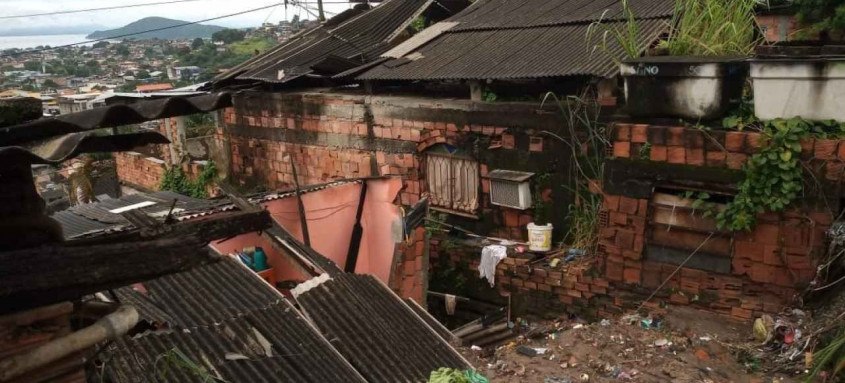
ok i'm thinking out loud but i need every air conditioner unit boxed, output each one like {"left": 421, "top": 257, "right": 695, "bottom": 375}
{"left": 487, "top": 169, "right": 534, "bottom": 210}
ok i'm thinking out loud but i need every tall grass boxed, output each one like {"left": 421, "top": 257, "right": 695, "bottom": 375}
{"left": 662, "top": 0, "right": 760, "bottom": 56}
{"left": 540, "top": 92, "right": 609, "bottom": 255}
{"left": 587, "top": 0, "right": 642, "bottom": 63}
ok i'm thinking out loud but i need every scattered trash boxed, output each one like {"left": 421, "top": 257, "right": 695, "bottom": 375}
{"left": 653, "top": 338, "right": 670, "bottom": 347}
{"left": 549, "top": 258, "right": 561, "bottom": 268}
{"left": 224, "top": 352, "right": 249, "bottom": 361}
{"left": 639, "top": 317, "right": 662, "bottom": 330}
{"left": 544, "top": 377, "right": 572, "bottom": 383}
{"left": 428, "top": 368, "right": 490, "bottom": 383}
{"left": 753, "top": 315, "right": 774, "bottom": 342}
{"left": 471, "top": 345, "right": 482, "bottom": 351}
{"left": 572, "top": 324, "right": 584, "bottom": 329}
{"left": 600, "top": 319, "right": 611, "bottom": 326}
{"left": 699, "top": 336, "right": 712, "bottom": 342}
{"left": 579, "top": 372, "right": 590, "bottom": 382}
{"left": 516, "top": 345, "right": 546, "bottom": 357}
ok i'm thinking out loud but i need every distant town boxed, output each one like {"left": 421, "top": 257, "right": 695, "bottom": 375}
{"left": 0, "top": 16, "right": 318, "bottom": 116}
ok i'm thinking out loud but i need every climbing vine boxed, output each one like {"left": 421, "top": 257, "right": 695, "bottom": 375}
{"left": 716, "top": 118, "right": 809, "bottom": 231}
{"left": 160, "top": 162, "right": 218, "bottom": 199}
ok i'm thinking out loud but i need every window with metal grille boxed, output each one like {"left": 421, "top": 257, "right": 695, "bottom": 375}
{"left": 425, "top": 145, "right": 479, "bottom": 216}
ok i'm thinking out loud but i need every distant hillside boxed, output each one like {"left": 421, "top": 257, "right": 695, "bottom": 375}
{"left": 87, "top": 17, "right": 225, "bottom": 40}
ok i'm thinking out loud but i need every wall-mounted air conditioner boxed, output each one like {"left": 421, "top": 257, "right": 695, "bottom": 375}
{"left": 487, "top": 169, "right": 534, "bottom": 210}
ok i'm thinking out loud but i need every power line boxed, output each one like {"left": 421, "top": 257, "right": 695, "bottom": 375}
{"left": 0, "top": 2, "right": 285, "bottom": 58}
{"left": 0, "top": 0, "right": 204, "bottom": 20}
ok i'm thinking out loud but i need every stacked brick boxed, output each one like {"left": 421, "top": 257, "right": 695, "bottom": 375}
{"left": 390, "top": 226, "right": 428, "bottom": 303}
{"left": 217, "top": 92, "right": 547, "bottom": 242}
{"left": 114, "top": 152, "right": 166, "bottom": 191}
{"left": 604, "top": 123, "right": 833, "bottom": 320}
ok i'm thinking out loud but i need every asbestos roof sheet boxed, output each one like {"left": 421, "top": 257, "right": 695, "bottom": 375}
{"left": 358, "top": 0, "right": 673, "bottom": 81}
{"left": 113, "top": 258, "right": 284, "bottom": 328}
{"left": 52, "top": 191, "right": 233, "bottom": 240}
{"left": 0, "top": 131, "right": 169, "bottom": 166}
{"left": 293, "top": 273, "right": 471, "bottom": 382}
{"left": 0, "top": 92, "right": 231, "bottom": 148}
{"left": 215, "top": 0, "right": 433, "bottom": 84}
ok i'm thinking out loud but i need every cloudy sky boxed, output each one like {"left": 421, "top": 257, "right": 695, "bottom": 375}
{"left": 0, "top": 0, "right": 355, "bottom": 34}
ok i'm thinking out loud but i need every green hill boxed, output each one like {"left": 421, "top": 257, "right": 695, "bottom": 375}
{"left": 87, "top": 17, "right": 225, "bottom": 40}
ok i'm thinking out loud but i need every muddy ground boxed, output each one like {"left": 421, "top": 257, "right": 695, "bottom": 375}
{"left": 460, "top": 307, "right": 804, "bottom": 383}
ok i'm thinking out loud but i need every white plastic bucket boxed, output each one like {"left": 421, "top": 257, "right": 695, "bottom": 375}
{"left": 527, "top": 222, "right": 553, "bottom": 252}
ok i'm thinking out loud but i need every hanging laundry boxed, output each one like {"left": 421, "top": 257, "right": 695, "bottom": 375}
{"left": 479, "top": 245, "right": 507, "bottom": 287}
{"left": 445, "top": 294, "right": 457, "bottom": 315}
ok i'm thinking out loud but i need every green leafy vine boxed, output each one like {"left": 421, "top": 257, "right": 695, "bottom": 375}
{"left": 160, "top": 162, "right": 218, "bottom": 199}
{"left": 716, "top": 119, "right": 808, "bottom": 231}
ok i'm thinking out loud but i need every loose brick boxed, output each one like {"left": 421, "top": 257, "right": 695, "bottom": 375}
{"left": 614, "top": 123, "right": 631, "bottom": 141}
{"left": 686, "top": 148, "right": 705, "bottom": 166}
{"left": 815, "top": 139, "right": 838, "bottom": 160}
{"left": 619, "top": 196, "right": 639, "bottom": 215}
{"left": 615, "top": 229, "right": 636, "bottom": 250}
{"left": 650, "top": 145, "right": 668, "bottom": 162}
{"left": 705, "top": 151, "right": 727, "bottom": 167}
{"left": 622, "top": 268, "right": 641, "bottom": 285}
{"left": 613, "top": 141, "right": 631, "bottom": 158}
{"left": 667, "top": 146, "right": 686, "bottom": 164}
{"left": 631, "top": 124, "right": 648, "bottom": 143}
{"left": 725, "top": 132, "right": 745, "bottom": 152}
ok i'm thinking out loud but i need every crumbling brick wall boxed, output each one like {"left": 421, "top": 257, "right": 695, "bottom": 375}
{"left": 218, "top": 91, "right": 574, "bottom": 301}
{"left": 600, "top": 123, "right": 833, "bottom": 320}
{"left": 114, "top": 151, "right": 212, "bottom": 193}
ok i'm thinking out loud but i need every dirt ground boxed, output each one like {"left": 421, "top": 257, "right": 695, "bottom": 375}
{"left": 460, "top": 307, "right": 803, "bottom": 383}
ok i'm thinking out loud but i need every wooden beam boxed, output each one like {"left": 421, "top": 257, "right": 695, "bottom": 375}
{"left": 0, "top": 236, "right": 220, "bottom": 314}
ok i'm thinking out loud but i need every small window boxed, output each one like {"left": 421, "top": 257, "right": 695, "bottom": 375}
{"left": 646, "top": 189, "right": 733, "bottom": 273}
{"left": 425, "top": 145, "right": 479, "bottom": 215}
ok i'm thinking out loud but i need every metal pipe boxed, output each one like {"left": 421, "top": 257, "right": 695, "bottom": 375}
{"left": 0, "top": 305, "right": 139, "bottom": 382}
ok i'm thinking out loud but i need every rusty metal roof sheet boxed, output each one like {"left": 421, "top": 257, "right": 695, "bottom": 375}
{"left": 214, "top": 0, "right": 433, "bottom": 84}
{"left": 293, "top": 273, "right": 471, "bottom": 382}
{"left": 358, "top": 0, "right": 673, "bottom": 81}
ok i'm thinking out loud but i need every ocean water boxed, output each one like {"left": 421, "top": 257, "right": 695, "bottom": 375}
{"left": 0, "top": 34, "right": 91, "bottom": 50}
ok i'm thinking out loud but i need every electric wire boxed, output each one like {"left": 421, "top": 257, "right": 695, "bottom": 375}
{"left": 0, "top": 2, "right": 287, "bottom": 57}
{"left": 0, "top": 0, "right": 204, "bottom": 20}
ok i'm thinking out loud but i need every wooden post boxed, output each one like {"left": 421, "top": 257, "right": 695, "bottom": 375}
{"left": 469, "top": 80, "right": 483, "bottom": 102}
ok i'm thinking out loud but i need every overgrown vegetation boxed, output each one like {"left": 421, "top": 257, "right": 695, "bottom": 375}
{"left": 795, "top": 0, "right": 845, "bottom": 38}
{"left": 807, "top": 327, "right": 845, "bottom": 381}
{"left": 185, "top": 113, "right": 215, "bottom": 138}
{"left": 159, "top": 162, "right": 217, "bottom": 199}
{"left": 154, "top": 347, "right": 224, "bottom": 382}
{"left": 540, "top": 92, "right": 608, "bottom": 254}
{"left": 660, "top": 0, "right": 759, "bottom": 55}
{"left": 587, "top": 0, "right": 642, "bottom": 62}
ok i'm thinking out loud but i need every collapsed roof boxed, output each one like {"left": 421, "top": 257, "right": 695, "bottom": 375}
{"left": 102, "top": 258, "right": 470, "bottom": 383}
{"left": 357, "top": 0, "right": 673, "bottom": 81}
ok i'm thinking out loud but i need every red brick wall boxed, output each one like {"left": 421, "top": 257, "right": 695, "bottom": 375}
{"left": 391, "top": 226, "right": 427, "bottom": 303}
{"left": 114, "top": 152, "right": 166, "bottom": 191}
{"left": 602, "top": 123, "right": 833, "bottom": 320}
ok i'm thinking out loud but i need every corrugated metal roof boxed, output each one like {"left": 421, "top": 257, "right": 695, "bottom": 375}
{"left": 214, "top": 0, "right": 433, "bottom": 84}
{"left": 0, "top": 131, "right": 169, "bottom": 166}
{"left": 293, "top": 273, "right": 471, "bottom": 382}
{"left": 358, "top": 0, "right": 673, "bottom": 81}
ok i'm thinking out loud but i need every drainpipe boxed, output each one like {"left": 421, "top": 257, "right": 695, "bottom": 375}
{"left": 344, "top": 181, "right": 368, "bottom": 272}
{"left": 0, "top": 305, "right": 139, "bottom": 382}
{"left": 288, "top": 154, "right": 311, "bottom": 246}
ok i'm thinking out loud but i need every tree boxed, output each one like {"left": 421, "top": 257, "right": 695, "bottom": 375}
{"left": 796, "top": 0, "right": 845, "bottom": 37}
{"left": 211, "top": 28, "right": 246, "bottom": 44}
{"left": 136, "top": 70, "right": 150, "bottom": 79}
{"left": 115, "top": 44, "right": 130, "bottom": 57}
{"left": 92, "top": 41, "right": 110, "bottom": 49}
{"left": 144, "top": 47, "right": 155, "bottom": 57}
{"left": 191, "top": 38, "right": 204, "bottom": 50}
{"left": 23, "top": 61, "right": 41, "bottom": 72}
{"left": 42, "top": 79, "right": 59, "bottom": 89}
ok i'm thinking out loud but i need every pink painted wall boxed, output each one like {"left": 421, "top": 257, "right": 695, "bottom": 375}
{"left": 212, "top": 178, "right": 405, "bottom": 286}
{"left": 262, "top": 182, "right": 361, "bottom": 269}
{"left": 209, "top": 232, "right": 307, "bottom": 283}
{"left": 356, "top": 178, "right": 404, "bottom": 282}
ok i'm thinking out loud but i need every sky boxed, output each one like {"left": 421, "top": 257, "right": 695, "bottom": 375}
{"left": 0, "top": 0, "right": 355, "bottom": 34}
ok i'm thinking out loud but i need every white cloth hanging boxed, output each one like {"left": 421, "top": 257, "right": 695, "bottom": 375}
{"left": 479, "top": 245, "right": 507, "bottom": 287}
